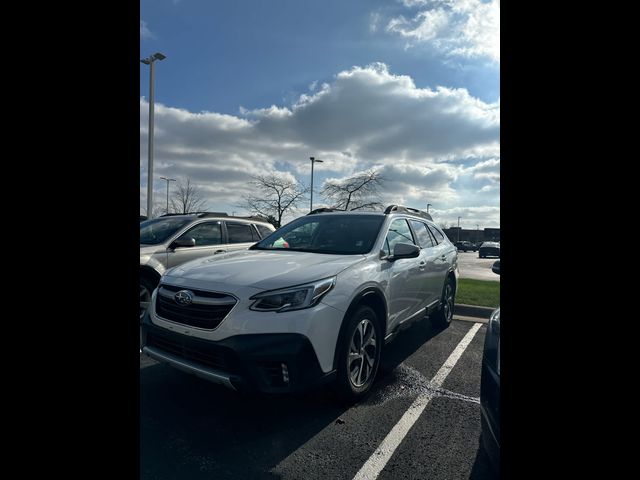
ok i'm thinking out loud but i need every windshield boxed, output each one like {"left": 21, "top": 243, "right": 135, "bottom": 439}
{"left": 140, "top": 217, "right": 194, "bottom": 245}
{"left": 252, "top": 214, "right": 385, "bottom": 255}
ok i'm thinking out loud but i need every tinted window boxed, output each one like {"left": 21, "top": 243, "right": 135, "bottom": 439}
{"left": 410, "top": 220, "right": 435, "bottom": 248}
{"left": 181, "top": 221, "right": 223, "bottom": 246}
{"left": 227, "top": 222, "right": 255, "bottom": 243}
{"left": 383, "top": 219, "right": 415, "bottom": 256}
{"left": 255, "top": 224, "right": 274, "bottom": 238}
{"left": 427, "top": 224, "right": 446, "bottom": 244}
{"left": 140, "top": 217, "right": 193, "bottom": 245}
{"left": 253, "top": 215, "right": 385, "bottom": 255}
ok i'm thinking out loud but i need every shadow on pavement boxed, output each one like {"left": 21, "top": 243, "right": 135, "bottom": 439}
{"left": 141, "top": 364, "right": 348, "bottom": 480}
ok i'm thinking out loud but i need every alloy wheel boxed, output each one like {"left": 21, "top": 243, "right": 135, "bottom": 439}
{"left": 348, "top": 318, "right": 378, "bottom": 387}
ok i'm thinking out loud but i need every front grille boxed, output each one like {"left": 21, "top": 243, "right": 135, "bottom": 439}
{"left": 155, "top": 285, "right": 236, "bottom": 329}
{"left": 146, "top": 330, "right": 237, "bottom": 373}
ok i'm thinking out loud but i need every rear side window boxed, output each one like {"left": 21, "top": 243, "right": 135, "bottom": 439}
{"left": 226, "top": 222, "right": 255, "bottom": 243}
{"left": 410, "top": 220, "right": 435, "bottom": 248}
{"left": 427, "top": 224, "right": 446, "bottom": 244}
{"left": 255, "top": 224, "right": 274, "bottom": 238}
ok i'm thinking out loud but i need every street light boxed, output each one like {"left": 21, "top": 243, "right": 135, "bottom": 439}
{"left": 159, "top": 176, "right": 176, "bottom": 215}
{"left": 426, "top": 203, "right": 432, "bottom": 214}
{"left": 457, "top": 216, "right": 461, "bottom": 242}
{"left": 309, "top": 156, "right": 323, "bottom": 212}
{"left": 141, "top": 52, "right": 167, "bottom": 219}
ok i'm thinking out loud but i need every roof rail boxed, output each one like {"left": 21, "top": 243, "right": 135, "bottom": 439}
{"left": 307, "top": 208, "right": 345, "bottom": 215}
{"left": 159, "top": 211, "right": 229, "bottom": 217}
{"left": 196, "top": 212, "right": 229, "bottom": 218}
{"left": 384, "top": 205, "right": 433, "bottom": 221}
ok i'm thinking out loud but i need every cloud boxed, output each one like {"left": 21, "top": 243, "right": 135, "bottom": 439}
{"left": 140, "top": 20, "right": 154, "bottom": 40}
{"left": 385, "top": 0, "right": 500, "bottom": 63}
{"left": 141, "top": 63, "right": 499, "bottom": 226}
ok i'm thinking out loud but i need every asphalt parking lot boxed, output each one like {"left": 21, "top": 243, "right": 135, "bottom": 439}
{"left": 140, "top": 318, "right": 497, "bottom": 479}
{"left": 457, "top": 251, "right": 500, "bottom": 282}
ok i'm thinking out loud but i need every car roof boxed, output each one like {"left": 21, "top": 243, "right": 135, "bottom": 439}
{"left": 156, "top": 213, "right": 273, "bottom": 225}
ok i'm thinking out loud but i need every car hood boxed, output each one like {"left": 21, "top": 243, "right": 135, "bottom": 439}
{"left": 162, "top": 249, "right": 367, "bottom": 292}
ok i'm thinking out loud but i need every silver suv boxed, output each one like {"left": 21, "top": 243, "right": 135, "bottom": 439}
{"left": 140, "top": 213, "right": 275, "bottom": 319}
{"left": 141, "top": 205, "right": 458, "bottom": 401}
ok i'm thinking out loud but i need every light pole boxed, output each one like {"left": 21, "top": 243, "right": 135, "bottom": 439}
{"left": 160, "top": 177, "right": 176, "bottom": 215}
{"left": 457, "top": 216, "right": 461, "bottom": 242}
{"left": 426, "top": 203, "right": 432, "bottom": 214}
{"left": 476, "top": 224, "right": 480, "bottom": 243}
{"left": 309, "top": 156, "right": 323, "bottom": 212}
{"left": 141, "top": 52, "right": 167, "bottom": 219}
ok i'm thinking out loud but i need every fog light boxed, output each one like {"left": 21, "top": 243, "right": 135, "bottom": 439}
{"left": 281, "top": 363, "right": 290, "bottom": 384}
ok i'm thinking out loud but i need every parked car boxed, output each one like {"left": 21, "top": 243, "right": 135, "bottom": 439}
{"left": 141, "top": 205, "right": 459, "bottom": 401}
{"left": 140, "top": 215, "right": 148, "bottom": 222}
{"left": 454, "top": 241, "right": 477, "bottom": 252}
{"left": 480, "top": 260, "right": 500, "bottom": 472}
{"left": 478, "top": 241, "right": 500, "bottom": 258}
{"left": 140, "top": 213, "right": 276, "bottom": 321}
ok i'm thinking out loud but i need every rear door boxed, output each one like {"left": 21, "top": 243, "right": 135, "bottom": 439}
{"left": 224, "top": 221, "right": 261, "bottom": 252}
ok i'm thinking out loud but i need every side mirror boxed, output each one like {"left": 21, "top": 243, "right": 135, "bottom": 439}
{"left": 391, "top": 242, "right": 420, "bottom": 260}
{"left": 170, "top": 237, "right": 196, "bottom": 249}
{"left": 492, "top": 260, "right": 500, "bottom": 275}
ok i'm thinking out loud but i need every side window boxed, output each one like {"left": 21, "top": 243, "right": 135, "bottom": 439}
{"left": 427, "top": 224, "right": 446, "bottom": 244}
{"left": 384, "top": 219, "right": 415, "bottom": 255}
{"left": 226, "top": 222, "right": 256, "bottom": 244}
{"left": 181, "top": 221, "right": 223, "bottom": 246}
{"left": 255, "top": 224, "right": 274, "bottom": 238}
{"left": 410, "top": 220, "right": 435, "bottom": 248}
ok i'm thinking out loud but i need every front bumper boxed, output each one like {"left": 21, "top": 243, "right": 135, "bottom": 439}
{"left": 141, "top": 314, "right": 336, "bottom": 393}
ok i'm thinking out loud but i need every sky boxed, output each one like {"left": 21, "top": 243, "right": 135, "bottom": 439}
{"left": 140, "top": 0, "right": 500, "bottom": 229}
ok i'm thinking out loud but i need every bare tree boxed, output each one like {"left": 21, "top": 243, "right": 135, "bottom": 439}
{"left": 141, "top": 202, "right": 166, "bottom": 219}
{"left": 239, "top": 174, "right": 307, "bottom": 227}
{"left": 170, "top": 177, "right": 209, "bottom": 214}
{"left": 321, "top": 170, "right": 385, "bottom": 211}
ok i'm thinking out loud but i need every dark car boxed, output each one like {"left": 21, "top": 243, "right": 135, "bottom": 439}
{"left": 478, "top": 241, "right": 500, "bottom": 258}
{"left": 480, "top": 260, "right": 500, "bottom": 473}
{"left": 140, "top": 215, "right": 148, "bottom": 222}
{"left": 454, "top": 240, "right": 477, "bottom": 252}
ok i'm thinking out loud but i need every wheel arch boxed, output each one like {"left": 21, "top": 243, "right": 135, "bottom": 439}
{"left": 332, "top": 287, "right": 388, "bottom": 371}
{"left": 140, "top": 265, "right": 161, "bottom": 288}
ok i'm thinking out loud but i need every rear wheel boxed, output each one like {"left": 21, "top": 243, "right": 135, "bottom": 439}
{"left": 335, "top": 306, "right": 382, "bottom": 402}
{"left": 431, "top": 279, "right": 455, "bottom": 329}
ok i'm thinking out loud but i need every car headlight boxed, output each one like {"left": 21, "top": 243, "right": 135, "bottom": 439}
{"left": 249, "top": 277, "right": 336, "bottom": 312}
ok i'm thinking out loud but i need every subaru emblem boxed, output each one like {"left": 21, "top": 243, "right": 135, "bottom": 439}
{"left": 174, "top": 290, "right": 194, "bottom": 306}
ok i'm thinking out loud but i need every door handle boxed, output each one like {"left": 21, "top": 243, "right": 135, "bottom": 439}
{"left": 214, "top": 250, "right": 226, "bottom": 254}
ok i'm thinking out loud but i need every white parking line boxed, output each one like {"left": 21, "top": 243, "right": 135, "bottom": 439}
{"left": 352, "top": 322, "right": 483, "bottom": 480}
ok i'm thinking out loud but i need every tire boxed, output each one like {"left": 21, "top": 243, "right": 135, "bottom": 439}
{"left": 140, "top": 275, "right": 157, "bottom": 323}
{"left": 335, "top": 306, "right": 382, "bottom": 403}
{"left": 431, "top": 279, "right": 455, "bottom": 329}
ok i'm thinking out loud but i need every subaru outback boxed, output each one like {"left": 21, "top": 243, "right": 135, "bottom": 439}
{"left": 141, "top": 205, "right": 458, "bottom": 401}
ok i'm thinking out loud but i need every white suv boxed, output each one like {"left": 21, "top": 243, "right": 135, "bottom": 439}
{"left": 141, "top": 205, "right": 458, "bottom": 401}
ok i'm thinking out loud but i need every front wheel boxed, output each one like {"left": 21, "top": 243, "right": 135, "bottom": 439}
{"left": 335, "top": 306, "right": 382, "bottom": 402}
{"left": 140, "top": 276, "right": 156, "bottom": 322}
{"left": 431, "top": 279, "right": 455, "bottom": 329}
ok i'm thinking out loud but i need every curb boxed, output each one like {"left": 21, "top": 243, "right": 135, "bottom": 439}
{"left": 453, "top": 303, "right": 495, "bottom": 319}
